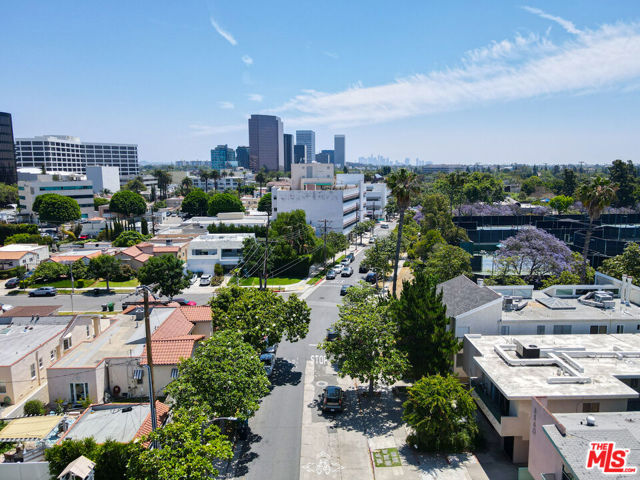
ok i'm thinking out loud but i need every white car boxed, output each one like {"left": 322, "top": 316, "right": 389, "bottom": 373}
{"left": 199, "top": 274, "right": 212, "bottom": 286}
{"left": 0, "top": 304, "right": 13, "bottom": 312}
{"left": 333, "top": 264, "right": 343, "bottom": 274}
{"left": 369, "top": 236, "right": 376, "bottom": 244}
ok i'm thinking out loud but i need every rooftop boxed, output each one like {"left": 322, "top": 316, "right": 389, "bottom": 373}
{"left": 151, "top": 308, "right": 193, "bottom": 339}
{"left": 0, "top": 322, "right": 69, "bottom": 366}
{"left": 0, "top": 244, "right": 44, "bottom": 252}
{"left": 466, "top": 333, "right": 640, "bottom": 399}
{"left": 61, "top": 404, "right": 155, "bottom": 443}
{"left": 191, "top": 233, "right": 255, "bottom": 243}
{"left": 544, "top": 411, "right": 640, "bottom": 480}
{"left": 0, "top": 305, "right": 61, "bottom": 318}
{"left": 140, "top": 335, "right": 202, "bottom": 365}
{"left": 180, "top": 306, "right": 211, "bottom": 323}
{"left": 0, "top": 415, "right": 64, "bottom": 442}
{"left": 51, "top": 308, "right": 174, "bottom": 369}
{"left": 437, "top": 275, "right": 501, "bottom": 318}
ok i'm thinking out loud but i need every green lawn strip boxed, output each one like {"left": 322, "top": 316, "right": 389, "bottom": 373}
{"left": 30, "top": 279, "right": 94, "bottom": 288}
{"left": 92, "top": 279, "right": 140, "bottom": 288}
{"left": 232, "top": 277, "right": 304, "bottom": 287}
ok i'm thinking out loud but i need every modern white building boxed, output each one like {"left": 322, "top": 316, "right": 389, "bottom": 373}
{"left": 186, "top": 233, "right": 254, "bottom": 275}
{"left": 0, "top": 244, "right": 50, "bottom": 271}
{"left": 295, "top": 130, "right": 316, "bottom": 163}
{"left": 15, "top": 135, "right": 139, "bottom": 183}
{"left": 18, "top": 174, "right": 96, "bottom": 219}
{"left": 85, "top": 166, "right": 120, "bottom": 194}
{"left": 291, "top": 163, "right": 334, "bottom": 190}
{"left": 364, "top": 183, "right": 388, "bottom": 219}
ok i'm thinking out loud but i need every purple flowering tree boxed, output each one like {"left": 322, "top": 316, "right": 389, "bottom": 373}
{"left": 495, "top": 228, "right": 573, "bottom": 282}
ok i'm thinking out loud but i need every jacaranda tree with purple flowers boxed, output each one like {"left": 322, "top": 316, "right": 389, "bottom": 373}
{"left": 495, "top": 228, "right": 573, "bottom": 283}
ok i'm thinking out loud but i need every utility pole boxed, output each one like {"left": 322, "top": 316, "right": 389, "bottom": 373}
{"left": 141, "top": 286, "right": 157, "bottom": 436}
{"left": 322, "top": 219, "right": 328, "bottom": 268}
{"left": 261, "top": 213, "right": 271, "bottom": 290}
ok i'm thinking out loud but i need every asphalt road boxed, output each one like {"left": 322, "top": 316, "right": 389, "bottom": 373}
{"left": 232, "top": 225, "right": 390, "bottom": 479}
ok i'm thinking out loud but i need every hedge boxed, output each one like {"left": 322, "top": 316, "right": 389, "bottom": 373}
{"left": 0, "top": 223, "right": 38, "bottom": 244}
{"left": 0, "top": 266, "right": 26, "bottom": 280}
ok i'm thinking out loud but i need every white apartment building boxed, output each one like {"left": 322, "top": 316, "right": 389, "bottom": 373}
{"left": 85, "top": 166, "right": 120, "bottom": 194}
{"left": 18, "top": 174, "right": 95, "bottom": 219}
{"left": 186, "top": 233, "right": 254, "bottom": 275}
{"left": 364, "top": 183, "right": 388, "bottom": 219}
{"left": 0, "top": 244, "right": 50, "bottom": 271}
{"left": 463, "top": 334, "right": 640, "bottom": 464}
{"left": 190, "top": 175, "right": 245, "bottom": 192}
{"left": 15, "top": 135, "right": 139, "bottom": 182}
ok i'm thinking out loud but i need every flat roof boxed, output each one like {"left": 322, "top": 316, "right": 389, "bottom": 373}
{"left": 0, "top": 323, "right": 68, "bottom": 366}
{"left": 0, "top": 244, "right": 44, "bottom": 252}
{"left": 467, "top": 334, "right": 640, "bottom": 399}
{"left": 63, "top": 404, "right": 149, "bottom": 443}
{"left": 0, "top": 305, "right": 61, "bottom": 318}
{"left": 0, "top": 415, "right": 64, "bottom": 441}
{"left": 501, "top": 291, "right": 640, "bottom": 323}
{"left": 51, "top": 308, "right": 173, "bottom": 368}
{"left": 544, "top": 412, "right": 640, "bottom": 480}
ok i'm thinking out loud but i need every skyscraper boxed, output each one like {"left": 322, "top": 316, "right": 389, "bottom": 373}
{"left": 0, "top": 113, "right": 17, "bottom": 185}
{"left": 248, "top": 114, "right": 284, "bottom": 172}
{"left": 293, "top": 144, "right": 306, "bottom": 165}
{"left": 334, "top": 135, "right": 345, "bottom": 168}
{"left": 236, "top": 146, "right": 250, "bottom": 169}
{"left": 316, "top": 150, "right": 335, "bottom": 164}
{"left": 211, "top": 145, "right": 236, "bottom": 170}
{"left": 283, "top": 134, "right": 293, "bottom": 172}
{"left": 295, "top": 130, "right": 315, "bottom": 163}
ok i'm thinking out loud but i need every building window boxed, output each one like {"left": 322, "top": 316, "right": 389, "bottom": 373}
{"left": 0, "top": 382, "right": 6, "bottom": 394}
{"left": 616, "top": 325, "right": 624, "bottom": 334}
{"left": 63, "top": 337, "right": 72, "bottom": 350}
{"left": 86, "top": 325, "right": 91, "bottom": 337}
{"left": 536, "top": 325, "right": 545, "bottom": 335}
{"left": 171, "top": 368, "right": 179, "bottom": 379}
{"left": 30, "top": 363, "right": 36, "bottom": 379}
{"left": 590, "top": 325, "right": 607, "bottom": 334}
{"left": 553, "top": 325, "right": 572, "bottom": 334}
{"left": 70, "top": 382, "right": 89, "bottom": 403}
{"left": 500, "top": 326, "right": 510, "bottom": 335}
{"left": 50, "top": 350, "right": 56, "bottom": 361}
{"left": 39, "top": 357, "right": 43, "bottom": 369}
{"left": 583, "top": 402, "right": 600, "bottom": 413}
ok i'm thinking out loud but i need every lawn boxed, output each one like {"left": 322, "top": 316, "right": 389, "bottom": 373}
{"left": 93, "top": 279, "right": 140, "bottom": 288}
{"left": 231, "top": 277, "right": 303, "bottom": 287}
{"left": 30, "top": 279, "right": 91, "bottom": 288}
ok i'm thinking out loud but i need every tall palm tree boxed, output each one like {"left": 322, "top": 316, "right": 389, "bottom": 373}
{"left": 255, "top": 171, "right": 266, "bottom": 197}
{"left": 575, "top": 175, "right": 617, "bottom": 282}
{"left": 211, "top": 170, "right": 220, "bottom": 192}
{"left": 386, "top": 168, "right": 420, "bottom": 298}
{"left": 199, "top": 169, "right": 211, "bottom": 193}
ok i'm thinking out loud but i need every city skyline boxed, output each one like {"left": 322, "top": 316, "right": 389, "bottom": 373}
{"left": 2, "top": 2, "right": 640, "bottom": 165}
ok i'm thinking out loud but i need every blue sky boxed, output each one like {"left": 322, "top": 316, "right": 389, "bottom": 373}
{"left": 3, "top": 1, "right": 640, "bottom": 165}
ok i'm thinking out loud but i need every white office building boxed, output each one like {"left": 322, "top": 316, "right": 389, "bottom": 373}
{"left": 186, "top": 233, "right": 254, "bottom": 275}
{"left": 85, "top": 166, "right": 120, "bottom": 194}
{"left": 15, "top": 135, "right": 139, "bottom": 182}
{"left": 364, "top": 183, "right": 388, "bottom": 219}
{"left": 18, "top": 174, "right": 96, "bottom": 219}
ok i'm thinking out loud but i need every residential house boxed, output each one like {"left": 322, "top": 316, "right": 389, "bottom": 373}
{"left": 48, "top": 250, "right": 102, "bottom": 266}
{"left": 0, "top": 244, "right": 50, "bottom": 271}
{"left": 186, "top": 233, "right": 254, "bottom": 275}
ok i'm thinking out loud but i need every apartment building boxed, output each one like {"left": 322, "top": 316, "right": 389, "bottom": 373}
{"left": 186, "top": 233, "right": 254, "bottom": 275}
{"left": 18, "top": 174, "right": 96, "bottom": 219}
{"left": 364, "top": 183, "right": 388, "bottom": 219}
{"left": 15, "top": 135, "right": 139, "bottom": 182}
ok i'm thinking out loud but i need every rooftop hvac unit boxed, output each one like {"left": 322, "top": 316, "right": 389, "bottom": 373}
{"left": 602, "top": 300, "right": 615, "bottom": 309}
{"left": 515, "top": 340, "right": 540, "bottom": 359}
{"left": 594, "top": 292, "right": 613, "bottom": 303}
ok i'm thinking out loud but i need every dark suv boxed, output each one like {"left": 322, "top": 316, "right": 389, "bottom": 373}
{"left": 320, "top": 386, "right": 344, "bottom": 413}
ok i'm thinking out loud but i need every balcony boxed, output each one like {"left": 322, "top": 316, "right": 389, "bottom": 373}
{"left": 343, "top": 190, "right": 360, "bottom": 201}
{"left": 470, "top": 378, "right": 520, "bottom": 436}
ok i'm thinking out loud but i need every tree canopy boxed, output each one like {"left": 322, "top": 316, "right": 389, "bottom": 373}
{"left": 257, "top": 192, "right": 272, "bottom": 214}
{"left": 548, "top": 195, "right": 574, "bottom": 213}
{"left": 0, "top": 183, "right": 18, "bottom": 207}
{"left": 165, "top": 331, "right": 270, "bottom": 420}
{"left": 420, "top": 244, "right": 471, "bottom": 282}
{"left": 136, "top": 254, "right": 190, "bottom": 299}
{"left": 321, "top": 284, "right": 408, "bottom": 394}
{"left": 600, "top": 242, "right": 640, "bottom": 285}
{"left": 208, "top": 192, "right": 245, "bottom": 216}
{"left": 109, "top": 190, "right": 147, "bottom": 217}
{"left": 112, "top": 230, "right": 146, "bottom": 247}
{"left": 33, "top": 193, "right": 81, "bottom": 224}
{"left": 124, "top": 176, "right": 147, "bottom": 193}
{"left": 88, "top": 254, "right": 122, "bottom": 291}
{"left": 181, "top": 188, "right": 209, "bottom": 217}
{"left": 210, "top": 286, "right": 311, "bottom": 349}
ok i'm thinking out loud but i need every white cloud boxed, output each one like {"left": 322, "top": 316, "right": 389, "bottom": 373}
{"left": 248, "top": 93, "right": 263, "bottom": 102}
{"left": 218, "top": 101, "right": 235, "bottom": 109}
{"left": 241, "top": 55, "right": 253, "bottom": 66}
{"left": 522, "top": 6, "right": 582, "bottom": 35}
{"left": 271, "top": 18, "right": 640, "bottom": 128}
{"left": 209, "top": 16, "right": 237, "bottom": 45}
{"left": 188, "top": 123, "right": 245, "bottom": 136}
{"left": 323, "top": 51, "right": 339, "bottom": 59}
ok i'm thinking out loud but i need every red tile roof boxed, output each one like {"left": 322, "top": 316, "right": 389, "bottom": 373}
{"left": 49, "top": 251, "right": 101, "bottom": 263}
{"left": 137, "top": 242, "right": 153, "bottom": 248}
{"left": 153, "top": 246, "right": 179, "bottom": 253}
{"left": 134, "top": 401, "right": 170, "bottom": 443}
{"left": 134, "top": 253, "right": 151, "bottom": 263}
{"left": 180, "top": 306, "right": 212, "bottom": 323}
{"left": 120, "top": 246, "right": 142, "bottom": 258}
{"left": 140, "top": 336, "right": 202, "bottom": 365}
{"left": 151, "top": 308, "right": 193, "bottom": 340}
{"left": 0, "top": 251, "right": 30, "bottom": 260}
{"left": 0, "top": 305, "right": 61, "bottom": 317}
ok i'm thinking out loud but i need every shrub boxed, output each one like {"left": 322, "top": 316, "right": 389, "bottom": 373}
{"left": 112, "top": 230, "right": 146, "bottom": 247}
{"left": 0, "top": 223, "right": 38, "bottom": 244}
{"left": 114, "top": 264, "right": 136, "bottom": 281}
{"left": 211, "top": 276, "right": 223, "bottom": 286}
{"left": 0, "top": 266, "right": 26, "bottom": 280}
{"left": 214, "top": 263, "right": 224, "bottom": 276}
{"left": 75, "top": 279, "right": 86, "bottom": 288}
{"left": 24, "top": 400, "right": 46, "bottom": 416}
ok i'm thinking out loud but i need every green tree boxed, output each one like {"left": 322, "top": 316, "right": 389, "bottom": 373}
{"left": 4, "top": 233, "right": 53, "bottom": 246}
{"left": 45, "top": 438, "right": 99, "bottom": 480}
{"left": 0, "top": 183, "right": 18, "bottom": 207}
{"left": 109, "top": 190, "right": 147, "bottom": 218}
{"left": 210, "top": 286, "right": 311, "bottom": 350}
{"left": 94, "top": 440, "right": 136, "bottom": 480}
{"left": 257, "top": 192, "right": 272, "bottom": 214}
{"left": 124, "top": 176, "right": 147, "bottom": 193}
{"left": 93, "top": 197, "right": 110, "bottom": 210}
{"left": 270, "top": 210, "right": 318, "bottom": 256}
{"left": 384, "top": 197, "right": 398, "bottom": 220}
{"left": 434, "top": 172, "right": 467, "bottom": 214}
{"left": 165, "top": 332, "right": 270, "bottom": 419}
{"left": 411, "top": 229, "right": 445, "bottom": 261}
{"left": 326, "top": 231, "right": 348, "bottom": 258}
{"left": 181, "top": 188, "right": 209, "bottom": 217}
{"left": 418, "top": 194, "right": 468, "bottom": 245}
{"left": 609, "top": 159, "right": 637, "bottom": 207}
{"left": 575, "top": 175, "right": 618, "bottom": 282}
{"left": 403, "top": 374, "right": 478, "bottom": 452}
{"left": 198, "top": 169, "right": 211, "bottom": 193}
{"left": 24, "top": 399, "right": 46, "bottom": 415}
{"left": 462, "top": 172, "right": 505, "bottom": 203}
{"left": 521, "top": 175, "right": 542, "bottom": 196}
{"left": 88, "top": 254, "right": 122, "bottom": 291}
{"left": 140, "top": 217, "right": 149, "bottom": 236}
{"left": 386, "top": 168, "right": 421, "bottom": 297}
{"left": 561, "top": 168, "right": 578, "bottom": 196}
{"left": 112, "top": 230, "right": 146, "bottom": 247}
{"left": 179, "top": 176, "right": 193, "bottom": 196}
{"left": 136, "top": 254, "right": 190, "bottom": 299}
{"left": 71, "top": 259, "right": 89, "bottom": 280}
{"left": 207, "top": 192, "right": 244, "bottom": 216}
{"left": 363, "top": 236, "right": 395, "bottom": 286}
{"left": 548, "top": 195, "right": 574, "bottom": 213}
{"left": 152, "top": 169, "right": 172, "bottom": 199}
{"left": 210, "top": 169, "right": 220, "bottom": 191}
{"left": 321, "top": 284, "right": 408, "bottom": 395}
{"left": 33, "top": 193, "right": 81, "bottom": 225}
{"left": 599, "top": 242, "right": 640, "bottom": 285}
{"left": 422, "top": 244, "right": 471, "bottom": 282}
{"left": 391, "top": 270, "right": 460, "bottom": 379}
{"left": 128, "top": 406, "right": 233, "bottom": 480}
{"left": 255, "top": 171, "right": 266, "bottom": 197}
{"left": 32, "top": 261, "right": 67, "bottom": 283}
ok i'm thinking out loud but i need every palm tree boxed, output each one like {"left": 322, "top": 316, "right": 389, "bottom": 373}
{"left": 211, "top": 170, "right": 220, "bottom": 192}
{"left": 575, "top": 175, "right": 618, "bottom": 282}
{"left": 199, "top": 169, "right": 211, "bottom": 193}
{"left": 255, "top": 171, "right": 266, "bottom": 197}
{"left": 152, "top": 169, "right": 171, "bottom": 199}
{"left": 386, "top": 168, "right": 420, "bottom": 298}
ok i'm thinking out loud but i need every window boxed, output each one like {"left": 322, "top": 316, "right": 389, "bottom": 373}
{"left": 39, "top": 357, "right": 43, "bottom": 369}
{"left": 70, "top": 383, "right": 89, "bottom": 403}
{"left": 536, "top": 325, "right": 545, "bottom": 335}
{"left": 50, "top": 350, "right": 56, "bottom": 361}
{"left": 590, "top": 325, "right": 607, "bottom": 334}
{"left": 30, "top": 363, "right": 36, "bottom": 379}
{"left": 86, "top": 325, "right": 91, "bottom": 337}
{"left": 553, "top": 325, "right": 572, "bottom": 334}
{"left": 455, "top": 353, "right": 464, "bottom": 368}
{"left": 0, "top": 382, "right": 6, "bottom": 394}
{"left": 583, "top": 402, "right": 600, "bottom": 413}
{"left": 500, "top": 326, "right": 510, "bottom": 335}
{"left": 170, "top": 368, "right": 179, "bottom": 379}
{"left": 616, "top": 325, "right": 624, "bottom": 334}
{"left": 63, "top": 337, "right": 72, "bottom": 350}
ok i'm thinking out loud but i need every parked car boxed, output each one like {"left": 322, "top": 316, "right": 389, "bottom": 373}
{"left": 199, "top": 275, "right": 212, "bottom": 286}
{"left": 340, "top": 259, "right": 350, "bottom": 268}
{"left": 29, "top": 287, "right": 57, "bottom": 297}
{"left": 333, "top": 264, "right": 343, "bottom": 274}
{"left": 358, "top": 264, "right": 369, "bottom": 274}
{"left": 326, "top": 327, "right": 339, "bottom": 342}
{"left": 320, "top": 386, "right": 344, "bottom": 413}
{"left": 365, "top": 272, "right": 377, "bottom": 283}
{"left": 260, "top": 353, "right": 276, "bottom": 377}
{"left": 325, "top": 269, "right": 337, "bottom": 280}
{"left": 368, "top": 236, "right": 376, "bottom": 244}
{"left": 173, "top": 298, "right": 197, "bottom": 306}
{"left": 4, "top": 277, "right": 19, "bottom": 289}
{"left": 380, "top": 222, "right": 390, "bottom": 229}
{"left": 341, "top": 267, "right": 353, "bottom": 277}
{"left": 190, "top": 274, "right": 199, "bottom": 285}
{"left": 340, "top": 285, "right": 351, "bottom": 296}
{"left": 346, "top": 253, "right": 355, "bottom": 263}
{"left": 262, "top": 343, "right": 279, "bottom": 355}
{"left": 0, "top": 304, "right": 14, "bottom": 312}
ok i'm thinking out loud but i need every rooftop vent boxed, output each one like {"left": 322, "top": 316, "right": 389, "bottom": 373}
{"left": 515, "top": 340, "right": 540, "bottom": 359}
{"left": 586, "top": 415, "right": 596, "bottom": 426}
{"left": 578, "top": 291, "right": 616, "bottom": 310}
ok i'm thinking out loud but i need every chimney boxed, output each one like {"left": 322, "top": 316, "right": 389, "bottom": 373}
{"left": 92, "top": 316, "right": 101, "bottom": 337}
